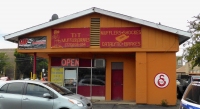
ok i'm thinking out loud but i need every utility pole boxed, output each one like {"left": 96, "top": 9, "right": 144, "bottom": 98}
{"left": 14, "top": 62, "right": 16, "bottom": 80}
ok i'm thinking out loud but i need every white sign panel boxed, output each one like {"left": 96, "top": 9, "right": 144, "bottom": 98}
{"left": 65, "top": 70, "right": 76, "bottom": 79}
{"left": 154, "top": 73, "right": 169, "bottom": 88}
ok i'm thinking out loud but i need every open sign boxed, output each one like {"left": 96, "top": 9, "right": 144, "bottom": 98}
{"left": 61, "top": 58, "right": 79, "bottom": 67}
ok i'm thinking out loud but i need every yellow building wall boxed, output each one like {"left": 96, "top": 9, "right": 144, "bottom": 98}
{"left": 18, "top": 13, "right": 179, "bottom": 54}
{"left": 147, "top": 53, "right": 176, "bottom": 105}
{"left": 17, "top": 13, "right": 178, "bottom": 104}
{"left": 136, "top": 52, "right": 176, "bottom": 105}
{"left": 135, "top": 52, "right": 147, "bottom": 103}
{"left": 103, "top": 54, "right": 135, "bottom": 101}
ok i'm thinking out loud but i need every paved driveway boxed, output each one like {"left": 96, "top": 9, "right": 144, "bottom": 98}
{"left": 93, "top": 100, "right": 180, "bottom": 109}
{"left": 93, "top": 104, "right": 179, "bottom": 109}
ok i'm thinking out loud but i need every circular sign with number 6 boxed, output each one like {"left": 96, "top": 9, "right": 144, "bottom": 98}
{"left": 154, "top": 73, "right": 169, "bottom": 88}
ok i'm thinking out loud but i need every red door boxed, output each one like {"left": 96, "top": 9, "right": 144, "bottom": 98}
{"left": 111, "top": 70, "right": 123, "bottom": 100}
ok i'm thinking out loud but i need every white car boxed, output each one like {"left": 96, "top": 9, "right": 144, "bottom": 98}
{"left": 0, "top": 80, "right": 93, "bottom": 109}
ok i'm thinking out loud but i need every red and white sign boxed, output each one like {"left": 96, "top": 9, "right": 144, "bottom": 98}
{"left": 51, "top": 28, "right": 90, "bottom": 48}
{"left": 154, "top": 73, "right": 169, "bottom": 88}
{"left": 61, "top": 58, "right": 79, "bottom": 67}
{"left": 100, "top": 27, "right": 141, "bottom": 48}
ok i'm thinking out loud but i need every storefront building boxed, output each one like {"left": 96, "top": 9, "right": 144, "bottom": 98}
{"left": 3, "top": 7, "right": 190, "bottom": 105}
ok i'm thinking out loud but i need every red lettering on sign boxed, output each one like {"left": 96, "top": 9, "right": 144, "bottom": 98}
{"left": 75, "top": 59, "right": 79, "bottom": 66}
{"left": 67, "top": 59, "right": 70, "bottom": 66}
{"left": 61, "top": 58, "right": 79, "bottom": 67}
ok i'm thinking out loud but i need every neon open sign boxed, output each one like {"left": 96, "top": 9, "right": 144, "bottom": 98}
{"left": 61, "top": 58, "right": 79, "bottom": 67}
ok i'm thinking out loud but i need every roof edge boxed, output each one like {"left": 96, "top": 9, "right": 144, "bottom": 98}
{"left": 3, "top": 7, "right": 191, "bottom": 45}
{"left": 3, "top": 7, "right": 95, "bottom": 40}
{"left": 93, "top": 7, "right": 191, "bottom": 38}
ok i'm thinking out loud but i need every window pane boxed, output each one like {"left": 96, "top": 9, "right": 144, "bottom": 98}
{"left": 92, "top": 68, "right": 105, "bottom": 96}
{"left": 7, "top": 83, "right": 24, "bottom": 94}
{"left": 64, "top": 68, "right": 77, "bottom": 93}
{"left": 184, "top": 85, "right": 200, "bottom": 104}
{"left": 77, "top": 68, "right": 91, "bottom": 96}
{"left": 26, "top": 83, "right": 49, "bottom": 97}
{"left": 77, "top": 67, "right": 106, "bottom": 97}
{"left": 111, "top": 62, "right": 123, "bottom": 70}
{"left": 0, "top": 84, "right": 8, "bottom": 93}
{"left": 178, "top": 60, "right": 182, "bottom": 65}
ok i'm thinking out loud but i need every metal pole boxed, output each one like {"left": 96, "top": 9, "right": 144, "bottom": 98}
{"left": 90, "top": 59, "right": 92, "bottom": 100}
{"left": 33, "top": 53, "right": 36, "bottom": 80}
{"left": 14, "top": 62, "right": 16, "bottom": 80}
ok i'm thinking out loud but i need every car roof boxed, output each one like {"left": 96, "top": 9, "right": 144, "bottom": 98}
{"left": 80, "top": 78, "right": 105, "bottom": 82}
{"left": 192, "top": 76, "right": 200, "bottom": 78}
{"left": 191, "top": 81, "right": 200, "bottom": 85}
{"left": 3, "top": 80, "right": 49, "bottom": 84}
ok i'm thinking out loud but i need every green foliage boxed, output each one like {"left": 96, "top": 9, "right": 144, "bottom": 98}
{"left": 183, "top": 42, "right": 200, "bottom": 68}
{"left": 0, "top": 52, "right": 9, "bottom": 73}
{"left": 161, "top": 99, "right": 168, "bottom": 107}
{"left": 14, "top": 49, "right": 48, "bottom": 79}
{"left": 182, "top": 14, "right": 200, "bottom": 68}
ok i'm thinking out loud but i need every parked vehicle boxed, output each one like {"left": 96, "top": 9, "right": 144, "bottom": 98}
{"left": 78, "top": 78, "right": 105, "bottom": 86}
{"left": 180, "top": 81, "right": 200, "bottom": 109}
{"left": 176, "top": 79, "right": 187, "bottom": 98}
{"left": 0, "top": 77, "right": 10, "bottom": 81}
{"left": 186, "top": 75, "right": 200, "bottom": 86}
{"left": 0, "top": 80, "right": 93, "bottom": 109}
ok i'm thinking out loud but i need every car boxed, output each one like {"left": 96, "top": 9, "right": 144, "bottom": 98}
{"left": 83, "top": 75, "right": 105, "bottom": 81}
{"left": 0, "top": 80, "right": 93, "bottom": 109}
{"left": 78, "top": 78, "right": 105, "bottom": 86}
{"left": 176, "top": 79, "right": 187, "bottom": 98}
{"left": 180, "top": 81, "right": 200, "bottom": 109}
{"left": 185, "top": 75, "right": 200, "bottom": 87}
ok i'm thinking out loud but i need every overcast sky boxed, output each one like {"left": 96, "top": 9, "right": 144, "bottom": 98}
{"left": 0, "top": 0, "right": 199, "bottom": 56}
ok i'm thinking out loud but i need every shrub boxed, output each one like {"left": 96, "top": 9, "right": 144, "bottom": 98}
{"left": 161, "top": 99, "right": 168, "bottom": 107}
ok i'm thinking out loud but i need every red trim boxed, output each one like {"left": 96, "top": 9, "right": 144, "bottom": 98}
{"left": 33, "top": 53, "right": 36, "bottom": 74}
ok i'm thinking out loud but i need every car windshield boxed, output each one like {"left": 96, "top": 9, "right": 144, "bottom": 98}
{"left": 183, "top": 83, "right": 200, "bottom": 104}
{"left": 44, "top": 82, "right": 73, "bottom": 95}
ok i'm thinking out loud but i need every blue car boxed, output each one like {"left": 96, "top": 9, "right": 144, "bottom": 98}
{"left": 180, "top": 81, "right": 200, "bottom": 109}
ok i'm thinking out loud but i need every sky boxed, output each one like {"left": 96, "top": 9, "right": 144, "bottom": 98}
{"left": 0, "top": 0, "right": 199, "bottom": 56}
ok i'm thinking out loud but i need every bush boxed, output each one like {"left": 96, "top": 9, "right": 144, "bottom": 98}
{"left": 161, "top": 99, "right": 168, "bottom": 107}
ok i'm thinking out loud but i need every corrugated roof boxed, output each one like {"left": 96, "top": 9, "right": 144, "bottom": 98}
{"left": 3, "top": 7, "right": 191, "bottom": 44}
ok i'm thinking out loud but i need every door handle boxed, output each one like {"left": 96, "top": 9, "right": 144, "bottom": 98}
{"left": 0, "top": 95, "right": 4, "bottom": 98}
{"left": 23, "top": 98, "right": 29, "bottom": 100}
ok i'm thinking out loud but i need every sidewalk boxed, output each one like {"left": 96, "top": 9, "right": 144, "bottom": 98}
{"left": 92, "top": 100, "right": 180, "bottom": 109}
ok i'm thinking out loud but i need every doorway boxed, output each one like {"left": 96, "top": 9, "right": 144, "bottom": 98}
{"left": 111, "top": 62, "right": 123, "bottom": 100}
{"left": 64, "top": 68, "right": 77, "bottom": 93}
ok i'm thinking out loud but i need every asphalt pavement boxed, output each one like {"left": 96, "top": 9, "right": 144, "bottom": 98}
{"left": 92, "top": 99, "right": 180, "bottom": 109}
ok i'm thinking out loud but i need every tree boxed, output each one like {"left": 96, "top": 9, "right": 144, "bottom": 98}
{"left": 14, "top": 50, "right": 33, "bottom": 79}
{"left": 182, "top": 14, "right": 200, "bottom": 68}
{"left": 0, "top": 52, "right": 10, "bottom": 76}
{"left": 14, "top": 49, "right": 48, "bottom": 79}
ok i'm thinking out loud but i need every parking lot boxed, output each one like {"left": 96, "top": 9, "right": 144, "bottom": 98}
{"left": 92, "top": 99, "right": 180, "bottom": 109}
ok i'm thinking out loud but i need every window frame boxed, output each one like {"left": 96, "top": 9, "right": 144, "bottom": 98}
{"left": 6, "top": 82, "right": 25, "bottom": 95}
{"left": 0, "top": 84, "right": 8, "bottom": 93}
{"left": 24, "top": 83, "right": 55, "bottom": 98}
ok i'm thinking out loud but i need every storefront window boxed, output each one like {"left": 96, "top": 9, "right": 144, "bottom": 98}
{"left": 77, "top": 68, "right": 91, "bottom": 96}
{"left": 77, "top": 67, "right": 105, "bottom": 97}
{"left": 64, "top": 68, "right": 77, "bottom": 93}
{"left": 92, "top": 68, "right": 105, "bottom": 96}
